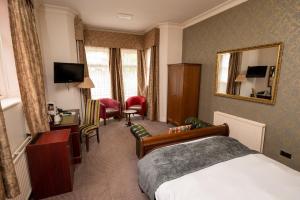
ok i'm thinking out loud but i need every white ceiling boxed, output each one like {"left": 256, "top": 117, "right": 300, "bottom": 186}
{"left": 43, "top": 0, "right": 228, "bottom": 34}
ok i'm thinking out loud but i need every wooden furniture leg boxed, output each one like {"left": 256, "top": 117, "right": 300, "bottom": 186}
{"left": 86, "top": 135, "right": 89, "bottom": 152}
{"left": 127, "top": 114, "right": 132, "bottom": 126}
{"left": 104, "top": 118, "right": 106, "bottom": 125}
{"left": 96, "top": 129, "right": 100, "bottom": 143}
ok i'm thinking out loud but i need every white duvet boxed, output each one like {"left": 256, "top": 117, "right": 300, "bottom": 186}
{"left": 155, "top": 152, "right": 300, "bottom": 200}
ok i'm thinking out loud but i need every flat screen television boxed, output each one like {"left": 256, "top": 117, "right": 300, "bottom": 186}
{"left": 54, "top": 62, "right": 84, "bottom": 83}
{"left": 246, "top": 66, "right": 267, "bottom": 78}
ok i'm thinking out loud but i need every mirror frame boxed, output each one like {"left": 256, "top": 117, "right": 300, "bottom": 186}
{"left": 214, "top": 42, "right": 283, "bottom": 105}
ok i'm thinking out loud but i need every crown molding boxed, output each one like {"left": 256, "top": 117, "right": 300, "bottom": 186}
{"left": 158, "top": 22, "right": 182, "bottom": 29}
{"left": 42, "top": 4, "right": 79, "bottom": 17}
{"left": 182, "top": 0, "right": 248, "bottom": 28}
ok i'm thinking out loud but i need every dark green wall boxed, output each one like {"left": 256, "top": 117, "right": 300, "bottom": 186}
{"left": 182, "top": 0, "right": 300, "bottom": 170}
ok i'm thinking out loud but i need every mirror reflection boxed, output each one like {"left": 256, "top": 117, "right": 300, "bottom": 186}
{"left": 215, "top": 43, "right": 282, "bottom": 104}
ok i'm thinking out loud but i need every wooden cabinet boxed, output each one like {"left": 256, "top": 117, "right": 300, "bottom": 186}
{"left": 50, "top": 109, "right": 81, "bottom": 164}
{"left": 167, "top": 63, "right": 201, "bottom": 126}
{"left": 26, "top": 129, "right": 74, "bottom": 199}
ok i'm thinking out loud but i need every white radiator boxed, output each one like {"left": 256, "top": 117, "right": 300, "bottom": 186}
{"left": 7, "top": 136, "right": 32, "bottom": 200}
{"left": 213, "top": 111, "right": 266, "bottom": 152}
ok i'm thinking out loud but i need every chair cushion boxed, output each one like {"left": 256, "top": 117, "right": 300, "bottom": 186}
{"left": 106, "top": 108, "right": 119, "bottom": 114}
{"left": 80, "top": 124, "right": 98, "bottom": 135}
{"left": 130, "top": 124, "right": 151, "bottom": 139}
{"left": 128, "top": 105, "right": 142, "bottom": 110}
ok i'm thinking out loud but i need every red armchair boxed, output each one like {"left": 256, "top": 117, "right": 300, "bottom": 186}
{"left": 125, "top": 96, "right": 147, "bottom": 119}
{"left": 100, "top": 98, "right": 121, "bottom": 125}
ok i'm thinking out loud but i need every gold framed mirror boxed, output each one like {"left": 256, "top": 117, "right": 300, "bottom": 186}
{"left": 215, "top": 43, "right": 283, "bottom": 105}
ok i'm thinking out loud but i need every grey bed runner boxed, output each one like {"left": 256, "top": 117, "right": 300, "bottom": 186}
{"left": 137, "top": 136, "right": 257, "bottom": 200}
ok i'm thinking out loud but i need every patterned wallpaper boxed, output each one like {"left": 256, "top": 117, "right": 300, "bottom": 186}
{"left": 182, "top": 0, "right": 300, "bottom": 170}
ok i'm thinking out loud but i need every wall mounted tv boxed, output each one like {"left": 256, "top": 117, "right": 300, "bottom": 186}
{"left": 54, "top": 62, "right": 84, "bottom": 83}
{"left": 246, "top": 66, "right": 267, "bottom": 78}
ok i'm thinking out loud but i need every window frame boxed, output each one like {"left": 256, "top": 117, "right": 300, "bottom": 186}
{"left": 0, "top": 35, "right": 7, "bottom": 99}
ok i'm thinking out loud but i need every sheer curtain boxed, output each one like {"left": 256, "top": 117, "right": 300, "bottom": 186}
{"left": 122, "top": 49, "right": 138, "bottom": 100}
{"left": 86, "top": 47, "right": 111, "bottom": 99}
{"left": 145, "top": 48, "right": 151, "bottom": 86}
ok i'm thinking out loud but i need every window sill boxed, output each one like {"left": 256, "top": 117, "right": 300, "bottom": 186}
{"left": 1, "top": 97, "right": 21, "bottom": 111}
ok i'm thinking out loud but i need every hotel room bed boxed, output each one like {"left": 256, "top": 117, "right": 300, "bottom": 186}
{"left": 138, "top": 136, "right": 300, "bottom": 200}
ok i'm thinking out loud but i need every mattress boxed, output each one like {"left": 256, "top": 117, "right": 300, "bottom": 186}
{"left": 155, "top": 153, "right": 300, "bottom": 200}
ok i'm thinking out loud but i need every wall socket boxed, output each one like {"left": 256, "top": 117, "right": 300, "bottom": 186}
{"left": 280, "top": 150, "right": 292, "bottom": 159}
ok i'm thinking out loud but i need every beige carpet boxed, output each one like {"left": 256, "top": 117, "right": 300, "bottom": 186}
{"left": 45, "top": 117, "right": 172, "bottom": 200}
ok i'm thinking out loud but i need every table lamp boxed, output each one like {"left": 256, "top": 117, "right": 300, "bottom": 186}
{"left": 77, "top": 77, "right": 95, "bottom": 118}
{"left": 77, "top": 77, "right": 95, "bottom": 89}
{"left": 235, "top": 74, "right": 246, "bottom": 95}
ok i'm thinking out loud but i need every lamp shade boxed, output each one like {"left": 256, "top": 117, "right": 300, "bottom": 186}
{"left": 235, "top": 74, "right": 246, "bottom": 82}
{"left": 77, "top": 77, "right": 95, "bottom": 88}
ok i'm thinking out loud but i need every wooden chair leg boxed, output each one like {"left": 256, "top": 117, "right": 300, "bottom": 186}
{"left": 96, "top": 129, "right": 100, "bottom": 143}
{"left": 86, "top": 135, "right": 89, "bottom": 152}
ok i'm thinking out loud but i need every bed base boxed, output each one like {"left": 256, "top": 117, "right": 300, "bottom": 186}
{"left": 137, "top": 124, "right": 229, "bottom": 158}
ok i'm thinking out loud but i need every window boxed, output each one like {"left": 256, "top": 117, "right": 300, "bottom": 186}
{"left": 145, "top": 48, "right": 151, "bottom": 85}
{"left": 217, "top": 53, "right": 230, "bottom": 93}
{"left": 121, "top": 49, "right": 138, "bottom": 100}
{"left": 0, "top": 36, "right": 6, "bottom": 99}
{"left": 86, "top": 47, "right": 111, "bottom": 99}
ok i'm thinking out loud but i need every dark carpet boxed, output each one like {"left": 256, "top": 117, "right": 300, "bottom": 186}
{"left": 45, "top": 117, "right": 172, "bottom": 200}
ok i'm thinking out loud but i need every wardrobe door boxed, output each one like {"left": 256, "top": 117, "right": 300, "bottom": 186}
{"left": 167, "top": 65, "right": 183, "bottom": 125}
{"left": 182, "top": 64, "right": 201, "bottom": 121}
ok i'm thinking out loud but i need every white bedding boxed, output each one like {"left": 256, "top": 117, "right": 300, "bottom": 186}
{"left": 155, "top": 154, "right": 300, "bottom": 200}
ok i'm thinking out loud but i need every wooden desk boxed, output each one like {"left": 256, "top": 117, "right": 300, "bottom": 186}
{"left": 26, "top": 129, "right": 74, "bottom": 199}
{"left": 50, "top": 109, "right": 82, "bottom": 164}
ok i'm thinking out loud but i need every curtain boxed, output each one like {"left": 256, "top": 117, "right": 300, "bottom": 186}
{"left": 226, "top": 52, "right": 241, "bottom": 95}
{"left": 137, "top": 50, "right": 147, "bottom": 96}
{"left": 147, "top": 46, "right": 159, "bottom": 121}
{"left": 0, "top": 103, "right": 20, "bottom": 200}
{"left": 8, "top": 0, "right": 49, "bottom": 135}
{"left": 109, "top": 48, "right": 124, "bottom": 105}
{"left": 75, "top": 16, "right": 91, "bottom": 102}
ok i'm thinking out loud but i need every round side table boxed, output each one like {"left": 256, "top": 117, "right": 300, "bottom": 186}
{"left": 123, "top": 109, "right": 137, "bottom": 126}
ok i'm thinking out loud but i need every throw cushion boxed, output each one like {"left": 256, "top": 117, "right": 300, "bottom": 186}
{"left": 184, "top": 117, "right": 198, "bottom": 125}
{"left": 184, "top": 117, "right": 211, "bottom": 129}
{"left": 169, "top": 125, "right": 192, "bottom": 134}
{"left": 130, "top": 124, "right": 151, "bottom": 139}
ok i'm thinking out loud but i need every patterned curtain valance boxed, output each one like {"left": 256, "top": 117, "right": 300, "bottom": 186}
{"left": 84, "top": 28, "right": 160, "bottom": 50}
{"left": 74, "top": 16, "right": 84, "bottom": 41}
{"left": 143, "top": 28, "right": 159, "bottom": 49}
{"left": 84, "top": 30, "right": 144, "bottom": 50}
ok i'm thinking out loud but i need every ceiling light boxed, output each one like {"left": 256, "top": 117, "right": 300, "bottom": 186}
{"left": 117, "top": 13, "right": 133, "bottom": 20}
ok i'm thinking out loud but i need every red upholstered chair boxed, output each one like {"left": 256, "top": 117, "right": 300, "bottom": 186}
{"left": 99, "top": 98, "right": 121, "bottom": 125}
{"left": 125, "top": 96, "right": 147, "bottom": 119}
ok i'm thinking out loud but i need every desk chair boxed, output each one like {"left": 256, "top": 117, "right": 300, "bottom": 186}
{"left": 79, "top": 99, "right": 100, "bottom": 152}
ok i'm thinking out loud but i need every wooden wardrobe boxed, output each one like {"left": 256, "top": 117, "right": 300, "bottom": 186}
{"left": 167, "top": 63, "right": 201, "bottom": 126}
